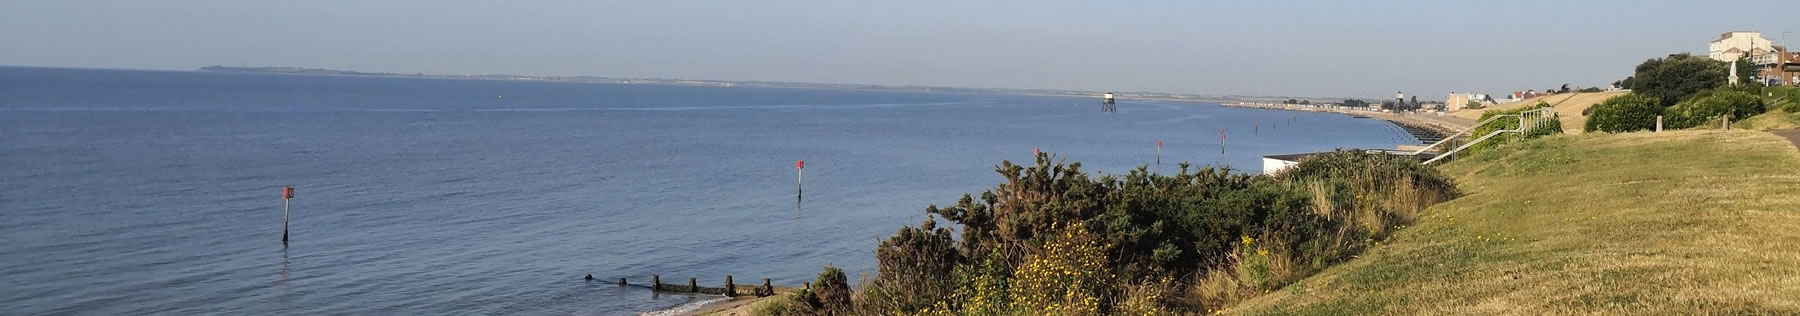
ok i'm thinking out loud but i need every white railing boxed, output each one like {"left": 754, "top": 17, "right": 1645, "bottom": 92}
{"left": 1407, "top": 114, "right": 1520, "bottom": 155}
{"left": 1415, "top": 108, "right": 1557, "bottom": 165}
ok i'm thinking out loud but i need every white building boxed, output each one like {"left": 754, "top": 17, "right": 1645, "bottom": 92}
{"left": 1709, "top": 31, "right": 1775, "bottom": 62}
{"left": 1445, "top": 92, "right": 1491, "bottom": 111}
{"left": 1262, "top": 151, "right": 1434, "bottom": 175}
{"left": 1262, "top": 153, "right": 1308, "bottom": 175}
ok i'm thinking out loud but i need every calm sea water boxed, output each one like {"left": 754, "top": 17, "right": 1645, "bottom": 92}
{"left": 0, "top": 67, "right": 1419, "bottom": 315}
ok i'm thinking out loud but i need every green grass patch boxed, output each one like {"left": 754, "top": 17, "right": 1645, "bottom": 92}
{"left": 1229, "top": 130, "right": 1800, "bottom": 314}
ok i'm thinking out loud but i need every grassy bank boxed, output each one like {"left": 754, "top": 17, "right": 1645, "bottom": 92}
{"left": 1449, "top": 92, "right": 1627, "bottom": 135}
{"left": 1229, "top": 130, "right": 1800, "bottom": 314}
{"left": 1731, "top": 110, "right": 1800, "bottom": 131}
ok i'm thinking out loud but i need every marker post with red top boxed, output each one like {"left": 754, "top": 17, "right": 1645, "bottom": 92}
{"left": 1155, "top": 140, "right": 1162, "bottom": 165}
{"left": 282, "top": 186, "right": 294, "bottom": 246}
{"left": 796, "top": 160, "right": 804, "bottom": 202}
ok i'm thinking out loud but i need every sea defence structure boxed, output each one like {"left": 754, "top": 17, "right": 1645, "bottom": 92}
{"left": 609, "top": 275, "right": 779, "bottom": 298}
{"left": 1222, "top": 102, "right": 1466, "bottom": 143}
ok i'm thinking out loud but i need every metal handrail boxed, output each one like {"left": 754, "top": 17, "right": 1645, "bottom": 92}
{"left": 1423, "top": 130, "right": 1511, "bottom": 165}
{"left": 1408, "top": 114, "right": 1518, "bottom": 155}
{"left": 1419, "top": 107, "right": 1556, "bottom": 165}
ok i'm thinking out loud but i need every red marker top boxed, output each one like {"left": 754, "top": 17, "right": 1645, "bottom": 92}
{"left": 1156, "top": 140, "right": 1162, "bottom": 146}
{"left": 282, "top": 186, "right": 294, "bottom": 200}
{"left": 796, "top": 160, "right": 804, "bottom": 169}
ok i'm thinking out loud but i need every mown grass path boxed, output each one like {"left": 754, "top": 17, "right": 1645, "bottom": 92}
{"left": 1231, "top": 131, "right": 1800, "bottom": 315}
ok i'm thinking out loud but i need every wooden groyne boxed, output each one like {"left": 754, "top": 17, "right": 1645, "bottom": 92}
{"left": 600, "top": 274, "right": 779, "bottom": 297}
{"left": 1385, "top": 119, "right": 1453, "bottom": 144}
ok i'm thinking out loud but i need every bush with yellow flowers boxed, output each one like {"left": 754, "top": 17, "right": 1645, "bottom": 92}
{"left": 1007, "top": 223, "right": 1110, "bottom": 315}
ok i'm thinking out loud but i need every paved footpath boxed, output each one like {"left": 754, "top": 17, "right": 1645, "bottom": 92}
{"left": 1773, "top": 130, "right": 1800, "bottom": 150}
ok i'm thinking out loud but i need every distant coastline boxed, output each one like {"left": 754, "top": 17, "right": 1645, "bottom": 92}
{"left": 1221, "top": 101, "right": 1472, "bottom": 140}
{"left": 195, "top": 65, "right": 1319, "bottom": 104}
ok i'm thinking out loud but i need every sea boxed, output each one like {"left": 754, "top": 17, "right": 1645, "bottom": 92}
{"left": 0, "top": 66, "right": 1420, "bottom": 315}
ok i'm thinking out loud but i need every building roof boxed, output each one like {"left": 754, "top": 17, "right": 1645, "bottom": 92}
{"left": 1715, "top": 31, "right": 1763, "bottom": 43}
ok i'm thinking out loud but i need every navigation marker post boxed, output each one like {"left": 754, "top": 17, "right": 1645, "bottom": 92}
{"left": 796, "top": 160, "right": 805, "bottom": 202}
{"left": 282, "top": 186, "right": 294, "bottom": 246}
{"left": 1220, "top": 129, "right": 1227, "bottom": 157}
{"left": 1155, "top": 140, "right": 1162, "bottom": 165}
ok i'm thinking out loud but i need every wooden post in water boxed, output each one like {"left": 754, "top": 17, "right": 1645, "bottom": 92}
{"left": 1255, "top": 119, "right": 1259, "bottom": 136}
{"left": 282, "top": 186, "right": 294, "bottom": 246}
{"left": 689, "top": 278, "right": 698, "bottom": 293}
{"left": 653, "top": 275, "right": 662, "bottom": 291}
{"left": 725, "top": 275, "right": 736, "bottom": 297}
{"left": 619, "top": 278, "right": 628, "bottom": 286}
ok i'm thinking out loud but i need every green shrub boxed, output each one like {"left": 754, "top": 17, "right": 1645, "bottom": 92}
{"left": 1464, "top": 102, "right": 1561, "bottom": 156}
{"left": 749, "top": 296, "right": 804, "bottom": 316}
{"left": 949, "top": 251, "right": 1013, "bottom": 315}
{"left": 1769, "top": 86, "right": 1800, "bottom": 113}
{"left": 856, "top": 152, "right": 1457, "bottom": 315}
{"left": 805, "top": 266, "right": 854, "bottom": 315}
{"left": 860, "top": 217, "right": 961, "bottom": 313}
{"left": 1007, "top": 223, "right": 1109, "bottom": 314}
{"left": 1584, "top": 94, "right": 1664, "bottom": 132}
{"left": 1666, "top": 88, "right": 1763, "bottom": 129}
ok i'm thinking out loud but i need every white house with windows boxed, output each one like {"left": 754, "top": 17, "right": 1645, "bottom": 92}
{"left": 1710, "top": 31, "right": 1775, "bottom": 62}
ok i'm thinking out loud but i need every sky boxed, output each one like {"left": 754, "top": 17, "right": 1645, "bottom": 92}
{"left": 3, "top": 0, "right": 1796, "bottom": 98}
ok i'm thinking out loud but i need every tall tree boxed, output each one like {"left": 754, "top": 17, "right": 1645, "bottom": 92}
{"left": 1632, "top": 53, "right": 1727, "bottom": 106}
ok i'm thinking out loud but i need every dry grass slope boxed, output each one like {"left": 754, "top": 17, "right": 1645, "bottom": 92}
{"left": 1731, "top": 110, "right": 1800, "bottom": 131}
{"left": 1228, "top": 130, "right": 1800, "bottom": 315}
{"left": 1450, "top": 92, "right": 1628, "bottom": 135}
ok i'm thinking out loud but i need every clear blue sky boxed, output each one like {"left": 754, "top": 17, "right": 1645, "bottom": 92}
{"left": 3, "top": 0, "right": 1795, "bottom": 98}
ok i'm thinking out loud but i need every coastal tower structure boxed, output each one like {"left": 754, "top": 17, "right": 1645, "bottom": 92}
{"left": 1393, "top": 91, "right": 1405, "bottom": 110}
{"left": 1102, "top": 92, "right": 1117, "bottom": 112}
